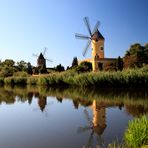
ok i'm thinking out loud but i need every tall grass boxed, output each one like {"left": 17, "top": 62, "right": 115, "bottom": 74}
{"left": 0, "top": 78, "right": 4, "bottom": 86}
{"left": 0, "top": 67, "right": 147, "bottom": 87}
{"left": 4, "top": 77, "right": 27, "bottom": 86}
{"left": 124, "top": 115, "right": 148, "bottom": 147}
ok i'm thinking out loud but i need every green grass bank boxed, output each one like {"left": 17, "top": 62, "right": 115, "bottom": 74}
{"left": 0, "top": 67, "right": 148, "bottom": 88}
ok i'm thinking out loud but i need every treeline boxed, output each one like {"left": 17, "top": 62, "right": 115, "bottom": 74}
{"left": 0, "top": 59, "right": 66, "bottom": 77}
{"left": 0, "top": 60, "right": 32, "bottom": 77}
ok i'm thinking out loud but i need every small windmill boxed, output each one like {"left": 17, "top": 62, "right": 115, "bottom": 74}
{"left": 33, "top": 96, "right": 54, "bottom": 117}
{"left": 75, "top": 17, "right": 105, "bottom": 71}
{"left": 33, "top": 47, "right": 52, "bottom": 68}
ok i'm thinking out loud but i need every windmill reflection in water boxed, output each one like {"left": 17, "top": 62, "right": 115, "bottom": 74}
{"left": 77, "top": 100, "right": 106, "bottom": 148}
{"left": 33, "top": 94, "right": 53, "bottom": 117}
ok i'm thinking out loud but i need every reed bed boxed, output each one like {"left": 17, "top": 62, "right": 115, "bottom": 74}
{"left": 0, "top": 67, "right": 147, "bottom": 88}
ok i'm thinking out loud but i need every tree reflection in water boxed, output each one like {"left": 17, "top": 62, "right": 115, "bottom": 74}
{"left": 0, "top": 86, "right": 147, "bottom": 118}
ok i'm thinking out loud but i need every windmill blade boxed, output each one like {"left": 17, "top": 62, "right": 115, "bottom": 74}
{"left": 75, "top": 33, "right": 90, "bottom": 40}
{"left": 43, "top": 47, "right": 47, "bottom": 56}
{"left": 77, "top": 126, "right": 92, "bottom": 134}
{"left": 84, "top": 109, "right": 93, "bottom": 126}
{"left": 32, "top": 53, "right": 38, "bottom": 57}
{"left": 92, "top": 21, "right": 100, "bottom": 34}
{"left": 83, "top": 39, "right": 91, "bottom": 57}
{"left": 86, "top": 131, "right": 94, "bottom": 148}
{"left": 46, "top": 58, "right": 53, "bottom": 62}
{"left": 83, "top": 17, "right": 92, "bottom": 36}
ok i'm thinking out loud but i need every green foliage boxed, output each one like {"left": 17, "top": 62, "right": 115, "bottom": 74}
{"left": 16, "top": 60, "right": 27, "bottom": 71}
{"left": 0, "top": 66, "right": 148, "bottom": 88}
{"left": 32, "top": 67, "right": 39, "bottom": 75}
{"left": 124, "top": 115, "right": 148, "bottom": 147}
{"left": 116, "top": 56, "right": 123, "bottom": 71}
{"left": 27, "top": 62, "right": 33, "bottom": 75}
{"left": 0, "top": 66, "right": 16, "bottom": 77}
{"left": 2, "top": 59, "right": 15, "bottom": 67}
{"left": 124, "top": 43, "right": 148, "bottom": 68}
{"left": 4, "top": 77, "right": 14, "bottom": 85}
{"left": 27, "top": 77, "right": 38, "bottom": 85}
{"left": 0, "top": 78, "right": 4, "bottom": 86}
{"left": 72, "top": 57, "right": 78, "bottom": 67}
{"left": 38, "top": 77, "right": 49, "bottom": 86}
{"left": 4, "top": 77, "right": 27, "bottom": 85}
{"left": 104, "top": 61, "right": 116, "bottom": 71}
{"left": 55, "top": 64, "right": 65, "bottom": 72}
{"left": 13, "top": 71, "right": 29, "bottom": 77}
{"left": 13, "top": 77, "right": 27, "bottom": 85}
{"left": 75, "top": 61, "right": 92, "bottom": 72}
{"left": 140, "top": 65, "right": 148, "bottom": 73}
{"left": 39, "top": 66, "right": 47, "bottom": 74}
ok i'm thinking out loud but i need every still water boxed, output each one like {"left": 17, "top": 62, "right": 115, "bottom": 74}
{"left": 0, "top": 86, "right": 147, "bottom": 148}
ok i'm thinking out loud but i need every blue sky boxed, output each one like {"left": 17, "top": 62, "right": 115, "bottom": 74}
{"left": 0, "top": 0, "right": 148, "bottom": 68}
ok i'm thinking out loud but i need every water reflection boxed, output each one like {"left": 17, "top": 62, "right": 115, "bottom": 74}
{"left": 0, "top": 86, "right": 147, "bottom": 147}
{"left": 78, "top": 100, "right": 107, "bottom": 147}
{"left": 0, "top": 86, "right": 148, "bottom": 117}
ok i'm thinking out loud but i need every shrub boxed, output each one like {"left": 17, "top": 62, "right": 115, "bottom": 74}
{"left": 76, "top": 61, "right": 92, "bottom": 73}
{"left": 27, "top": 77, "right": 38, "bottom": 85}
{"left": 4, "top": 77, "right": 27, "bottom": 86}
{"left": 0, "top": 78, "right": 4, "bottom": 86}
{"left": 4, "top": 77, "right": 14, "bottom": 85}
{"left": 13, "top": 77, "right": 27, "bottom": 85}
{"left": 124, "top": 115, "right": 148, "bottom": 147}
{"left": 38, "top": 77, "right": 49, "bottom": 86}
{"left": 13, "top": 71, "right": 28, "bottom": 77}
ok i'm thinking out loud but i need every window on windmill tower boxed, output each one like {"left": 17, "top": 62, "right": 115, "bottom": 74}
{"left": 100, "top": 46, "right": 104, "bottom": 51}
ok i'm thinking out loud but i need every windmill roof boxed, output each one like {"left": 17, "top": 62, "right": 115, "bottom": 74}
{"left": 92, "top": 30, "right": 104, "bottom": 41}
{"left": 38, "top": 53, "right": 44, "bottom": 59}
{"left": 97, "top": 30, "right": 104, "bottom": 40}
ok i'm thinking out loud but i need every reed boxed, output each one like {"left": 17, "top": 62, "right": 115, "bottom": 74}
{"left": 124, "top": 115, "right": 148, "bottom": 147}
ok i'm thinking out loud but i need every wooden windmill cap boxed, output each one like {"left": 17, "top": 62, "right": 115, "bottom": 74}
{"left": 38, "top": 53, "right": 45, "bottom": 59}
{"left": 92, "top": 30, "right": 104, "bottom": 41}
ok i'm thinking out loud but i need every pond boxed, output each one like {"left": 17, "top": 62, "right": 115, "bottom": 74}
{"left": 0, "top": 86, "right": 147, "bottom": 148}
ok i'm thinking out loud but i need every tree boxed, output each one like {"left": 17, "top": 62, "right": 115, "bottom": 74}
{"left": 2, "top": 59, "right": 15, "bottom": 67}
{"left": 32, "top": 67, "right": 39, "bottom": 75}
{"left": 39, "top": 66, "right": 47, "bottom": 74}
{"left": 27, "top": 62, "right": 33, "bottom": 75}
{"left": 116, "top": 56, "right": 123, "bottom": 71}
{"left": 0, "top": 66, "right": 16, "bottom": 77}
{"left": 72, "top": 57, "right": 78, "bottom": 67}
{"left": 104, "top": 61, "right": 116, "bottom": 71}
{"left": 76, "top": 61, "right": 92, "bottom": 72}
{"left": 56, "top": 64, "right": 65, "bottom": 72}
{"left": 123, "top": 43, "right": 148, "bottom": 68}
{"left": 16, "top": 60, "right": 27, "bottom": 71}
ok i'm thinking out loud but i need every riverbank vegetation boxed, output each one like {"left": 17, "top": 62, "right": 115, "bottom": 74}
{"left": 124, "top": 115, "right": 148, "bottom": 147}
{"left": 0, "top": 65, "right": 147, "bottom": 88}
{"left": 108, "top": 115, "right": 148, "bottom": 148}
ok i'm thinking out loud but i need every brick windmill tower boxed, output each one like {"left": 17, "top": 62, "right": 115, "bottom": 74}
{"left": 37, "top": 52, "right": 46, "bottom": 68}
{"left": 75, "top": 17, "right": 105, "bottom": 71}
{"left": 33, "top": 47, "right": 52, "bottom": 69}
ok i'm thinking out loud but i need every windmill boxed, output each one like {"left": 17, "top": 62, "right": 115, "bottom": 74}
{"left": 75, "top": 17, "right": 105, "bottom": 71}
{"left": 33, "top": 47, "right": 52, "bottom": 69}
